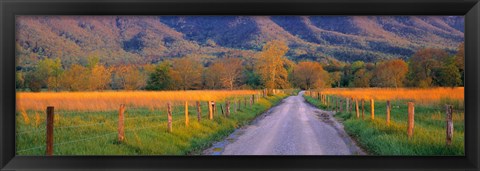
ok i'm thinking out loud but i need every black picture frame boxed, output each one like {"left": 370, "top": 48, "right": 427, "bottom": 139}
{"left": 1, "top": 0, "right": 479, "bottom": 170}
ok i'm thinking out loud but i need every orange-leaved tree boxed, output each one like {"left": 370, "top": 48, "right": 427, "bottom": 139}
{"left": 291, "top": 61, "right": 330, "bottom": 90}
{"left": 371, "top": 59, "right": 408, "bottom": 88}
{"left": 255, "top": 40, "right": 291, "bottom": 93}
{"left": 170, "top": 56, "right": 203, "bottom": 90}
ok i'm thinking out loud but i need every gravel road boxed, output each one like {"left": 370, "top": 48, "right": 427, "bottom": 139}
{"left": 203, "top": 91, "right": 366, "bottom": 155}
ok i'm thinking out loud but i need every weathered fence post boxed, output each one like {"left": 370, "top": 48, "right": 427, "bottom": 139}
{"left": 326, "top": 95, "right": 329, "bottom": 109}
{"left": 340, "top": 99, "right": 343, "bottom": 113}
{"left": 361, "top": 99, "right": 365, "bottom": 120}
{"left": 317, "top": 92, "right": 320, "bottom": 100}
{"left": 250, "top": 95, "right": 253, "bottom": 107}
{"left": 196, "top": 101, "right": 201, "bottom": 122}
{"left": 226, "top": 100, "right": 230, "bottom": 117}
{"left": 370, "top": 99, "right": 375, "bottom": 120}
{"left": 167, "top": 103, "right": 173, "bottom": 132}
{"left": 244, "top": 97, "right": 247, "bottom": 108}
{"left": 212, "top": 101, "right": 216, "bottom": 118}
{"left": 386, "top": 100, "right": 391, "bottom": 126}
{"left": 355, "top": 99, "right": 359, "bottom": 118}
{"left": 208, "top": 101, "right": 213, "bottom": 120}
{"left": 336, "top": 97, "right": 340, "bottom": 112}
{"left": 346, "top": 98, "right": 350, "bottom": 113}
{"left": 46, "top": 106, "right": 54, "bottom": 155}
{"left": 220, "top": 104, "right": 225, "bottom": 116}
{"left": 185, "top": 101, "right": 189, "bottom": 126}
{"left": 407, "top": 102, "right": 415, "bottom": 138}
{"left": 118, "top": 104, "right": 126, "bottom": 143}
{"left": 350, "top": 98, "right": 354, "bottom": 112}
{"left": 238, "top": 99, "right": 241, "bottom": 111}
{"left": 446, "top": 105, "right": 454, "bottom": 146}
{"left": 252, "top": 95, "right": 255, "bottom": 104}
{"left": 233, "top": 98, "right": 237, "bottom": 113}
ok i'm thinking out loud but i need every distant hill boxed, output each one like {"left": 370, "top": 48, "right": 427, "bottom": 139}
{"left": 15, "top": 16, "right": 464, "bottom": 67}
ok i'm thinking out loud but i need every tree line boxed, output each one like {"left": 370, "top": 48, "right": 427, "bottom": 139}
{"left": 16, "top": 40, "right": 464, "bottom": 92}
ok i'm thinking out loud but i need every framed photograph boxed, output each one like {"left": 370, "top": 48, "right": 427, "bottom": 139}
{"left": 1, "top": 0, "right": 479, "bottom": 170}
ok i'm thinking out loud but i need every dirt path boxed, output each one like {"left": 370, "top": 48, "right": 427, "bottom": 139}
{"left": 203, "top": 91, "right": 366, "bottom": 155}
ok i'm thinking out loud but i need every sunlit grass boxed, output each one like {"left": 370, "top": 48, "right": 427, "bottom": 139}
{"left": 17, "top": 90, "right": 260, "bottom": 112}
{"left": 309, "top": 87, "right": 464, "bottom": 108}
{"left": 304, "top": 90, "right": 464, "bottom": 156}
{"left": 16, "top": 92, "right": 288, "bottom": 155}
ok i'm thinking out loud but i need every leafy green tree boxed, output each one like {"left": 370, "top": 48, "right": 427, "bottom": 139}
{"left": 46, "top": 58, "right": 64, "bottom": 91}
{"left": 353, "top": 69, "right": 371, "bottom": 87}
{"left": 434, "top": 56, "right": 461, "bottom": 88}
{"left": 59, "top": 64, "right": 89, "bottom": 91}
{"left": 86, "top": 55, "right": 100, "bottom": 70}
{"left": 330, "top": 71, "right": 343, "bottom": 87}
{"left": 455, "top": 43, "right": 464, "bottom": 86}
{"left": 146, "top": 62, "right": 173, "bottom": 90}
{"left": 350, "top": 61, "right": 365, "bottom": 72}
{"left": 24, "top": 71, "right": 42, "bottom": 92}
{"left": 407, "top": 48, "right": 449, "bottom": 88}
{"left": 16, "top": 71, "right": 25, "bottom": 90}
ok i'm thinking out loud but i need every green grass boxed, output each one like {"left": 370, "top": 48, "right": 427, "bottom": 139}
{"left": 16, "top": 94, "right": 288, "bottom": 155}
{"left": 304, "top": 95, "right": 464, "bottom": 156}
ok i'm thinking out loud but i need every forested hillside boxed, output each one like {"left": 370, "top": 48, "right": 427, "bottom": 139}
{"left": 16, "top": 16, "right": 463, "bottom": 68}
{"left": 15, "top": 16, "right": 464, "bottom": 92}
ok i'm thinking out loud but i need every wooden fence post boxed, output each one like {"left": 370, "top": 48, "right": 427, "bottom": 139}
{"left": 355, "top": 99, "right": 359, "bottom": 118}
{"left": 238, "top": 99, "right": 241, "bottom": 111}
{"left": 212, "top": 101, "right": 216, "bottom": 118}
{"left": 46, "top": 106, "right": 54, "bottom": 155}
{"left": 185, "top": 101, "right": 189, "bottom": 126}
{"left": 336, "top": 97, "right": 339, "bottom": 112}
{"left": 196, "top": 101, "right": 201, "bottom": 122}
{"left": 350, "top": 98, "right": 354, "bottom": 112}
{"left": 208, "top": 101, "right": 213, "bottom": 120}
{"left": 446, "top": 105, "right": 453, "bottom": 146}
{"left": 244, "top": 98, "right": 247, "bottom": 108}
{"left": 167, "top": 103, "right": 173, "bottom": 133}
{"left": 361, "top": 99, "right": 365, "bottom": 120}
{"left": 386, "top": 100, "right": 391, "bottom": 126}
{"left": 370, "top": 99, "right": 375, "bottom": 120}
{"left": 118, "top": 104, "right": 126, "bottom": 143}
{"left": 233, "top": 98, "right": 237, "bottom": 113}
{"left": 346, "top": 98, "right": 350, "bottom": 113}
{"left": 220, "top": 104, "right": 224, "bottom": 116}
{"left": 326, "top": 95, "right": 329, "bottom": 109}
{"left": 252, "top": 95, "right": 255, "bottom": 104}
{"left": 407, "top": 102, "right": 415, "bottom": 138}
{"left": 226, "top": 100, "right": 230, "bottom": 117}
{"left": 250, "top": 95, "right": 253, "bottom": 106}
{"left": 340, "top": 99, "right": 343, "bottom": 113}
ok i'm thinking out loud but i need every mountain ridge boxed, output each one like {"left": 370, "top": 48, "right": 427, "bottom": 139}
{"left": 16, "top": 16, "right": 464, "bottom": 67}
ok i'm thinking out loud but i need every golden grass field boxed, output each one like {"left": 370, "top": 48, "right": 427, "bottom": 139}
{"left": 315, "top": 87, "right": 464, "bottom": 106}
{"left": 17, "top": 90, "right": 259, "bottom": 112}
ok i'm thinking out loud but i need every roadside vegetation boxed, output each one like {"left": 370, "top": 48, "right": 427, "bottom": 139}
{"left": 17, "top": 92, "right": 288, "bottom": 155}
{"left": 304, "top": 88, "right": 464, "bottom": 156}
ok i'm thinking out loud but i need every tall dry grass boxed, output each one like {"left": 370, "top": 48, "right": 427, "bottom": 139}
{"left": 315, "top": 87, "right": 463, "bottom": 106}
{"left": 17, "top": 90, "right": 259, "bottom": 112}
